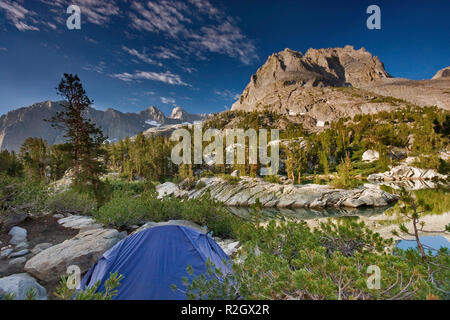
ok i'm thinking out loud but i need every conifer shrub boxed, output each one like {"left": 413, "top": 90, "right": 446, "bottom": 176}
{"left": 93, "top": 191, "right": 240, "bottom": 238}
{"left": 46, "top": 189, "right": 97, "bottom": 215}
{"left": 181, "top": 219, "right": 449, "bottom": 300}
{"left": 0, "top": 174, "right": 48, "bottom": 213}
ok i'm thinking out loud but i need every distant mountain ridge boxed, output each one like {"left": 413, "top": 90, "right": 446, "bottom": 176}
{"left": 0, "top": 101, "right": 206, "bottom": 151}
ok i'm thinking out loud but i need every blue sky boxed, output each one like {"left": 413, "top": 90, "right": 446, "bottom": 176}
{"left": 0, "top": 0, "right": 449, "bottom": 116}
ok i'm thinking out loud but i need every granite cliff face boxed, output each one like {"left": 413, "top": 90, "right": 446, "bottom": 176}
{"left": 232, "top": 46, "right": 390, "bottom": 110}
{"left": 0, "top": 101, "right": 206, "bottom": 151}
{"left": 231, "top": 46, "right": 450, "bottom": 121}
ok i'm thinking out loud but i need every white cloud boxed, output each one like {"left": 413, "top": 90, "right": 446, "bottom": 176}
{"left": 129, "top": 0, "right": 191, "bottom": 37}
{"left": 83, "top": 61, "right": 106, "bottom": 74}
{"left": 1, "top": 0, "right": 258, "bottom": 65}
{"left": 190, "top": 20, "right": 258, "bottom": 65}
{"left": 128, "top": 0, "right": 258, "bottom": 65}
{"left": 122, "top": 46, "right": 161, "bottom": 66}
{"left": 160, "top": 97, "right": 176, "bottom": 104}
{"left": 46, "top": 22, "right": 57, "bottom": 30}
{"left": 84, "top": 36, "right": 98, "bottom": 44}
{"left": 182, "top": 66, "right": 197, "bottom": 74}
{"left": 153, "top": 46, "right": 181, "bottom": 60}
{"left": 0, "top": 0, "right": 40, "bottom": 31}
{"left": 0, "top": 47, "right": 7, "bottom": 51}
{"left": 111, "top": 70, "right": 189, "bottom": 86}
{"left": 187, "top": 0, "right": 220, "bottom": 18}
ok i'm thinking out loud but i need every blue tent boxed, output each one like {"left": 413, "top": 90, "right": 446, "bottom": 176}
{"left": 78, "top": 225, "right": 232, "bottom": 300}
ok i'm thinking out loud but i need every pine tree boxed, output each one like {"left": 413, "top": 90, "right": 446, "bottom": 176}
{"left": 0, "top": 150, "right": 23, "bottom": 177}
{"left": 48, "top": 74, "right": 108, "bottom": 206}
{"left": 48, "top": 143, "right": 72, "bottom": 181}
{"left": 19, "top": 137, "right": 48, "bottom": 180}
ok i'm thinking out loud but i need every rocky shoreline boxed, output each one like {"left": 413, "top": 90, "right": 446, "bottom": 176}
{"left": 156, "top": 176, "right": 399, "bottom": 208}
{"left": 367, "top": 164, "right": 447, "bottom": 182}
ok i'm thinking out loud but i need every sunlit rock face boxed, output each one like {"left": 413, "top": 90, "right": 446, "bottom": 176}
{"left": 231, "top": 46, "right": 450, "bottom": 124}
{"left": 432, "top": 66, "right": 450, "bottom": 79}
{"left": 156, "top": 177, "right": 398, "bottom": 209}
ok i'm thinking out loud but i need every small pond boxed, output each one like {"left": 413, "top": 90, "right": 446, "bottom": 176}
{"left": 396, "top": 236, "right": 450, "bottom": 254}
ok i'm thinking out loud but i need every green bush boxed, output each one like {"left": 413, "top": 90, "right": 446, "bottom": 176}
{"left": 200, "top": 170, "right": 215, "bottom": 178}
{"left": 369, "top": 95, "right": 407, "bottom": 106}
{"left": 108, "top": 179, "right": 146, "bottom": 196}
{"left": 46, "top": 189, "right": 97, "bottom": 215}
{"left": 93, "top": 192, "right": 157, "bottom": 227}
{"left": 195, "top": 181, "right": 207, "bottom": 190}
{"left": 379, "top": 184, "right": 394, "bottom": 193}
{"left": 413, "top": 154, "right": 442, "bottom": 171}
{"left": 351, "top": 160, "right": 389, "bottom": 177}
{"left": 217, "top": 174, "right": 241, "bottom": 184}
{"left": 263, "top": 175, "right": 282, "bottom": 184}
{"left": 332, "top": 154, "right": 362, "bottom": 189}
{"left": 54, "top": 272, "right": 123, "bottom": 300}
{"left": 0, "top": 174, "right": 48, "bottom": 213}
{"left": 438, "top": 159, "right": 450, "bottom": 175}
{"left": 93, "top": 192, "right": 241, "bottom": 238}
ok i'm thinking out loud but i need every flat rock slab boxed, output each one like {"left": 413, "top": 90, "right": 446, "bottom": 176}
{"left": 24, "top": 228, "right": 125, "bottom": 282}
{"left": 0, "top": 273, "right": 47, "bottom": 300}
{"left": 57, "top": 215, "right": 102, "bottom": 230}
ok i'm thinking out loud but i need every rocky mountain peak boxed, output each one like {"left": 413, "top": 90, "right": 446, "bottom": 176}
{"left": 169, "top": 106, "right": 205, "bottom": 123}
{"left": 432, "top": 66, "right": 450, "bottom": 79}
{"left": 169, "top": 106, "right": 187, "bottom": 120}
{"left": 139, "top": 105, "right": 166, "bottom": 123}
{"left": 232, "top": 45, "right": 391, "bottom": 111}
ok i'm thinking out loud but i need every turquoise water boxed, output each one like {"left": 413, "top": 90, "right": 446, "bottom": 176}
{"left": 397, "top": 236, "right": 450, "bottom": 255}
